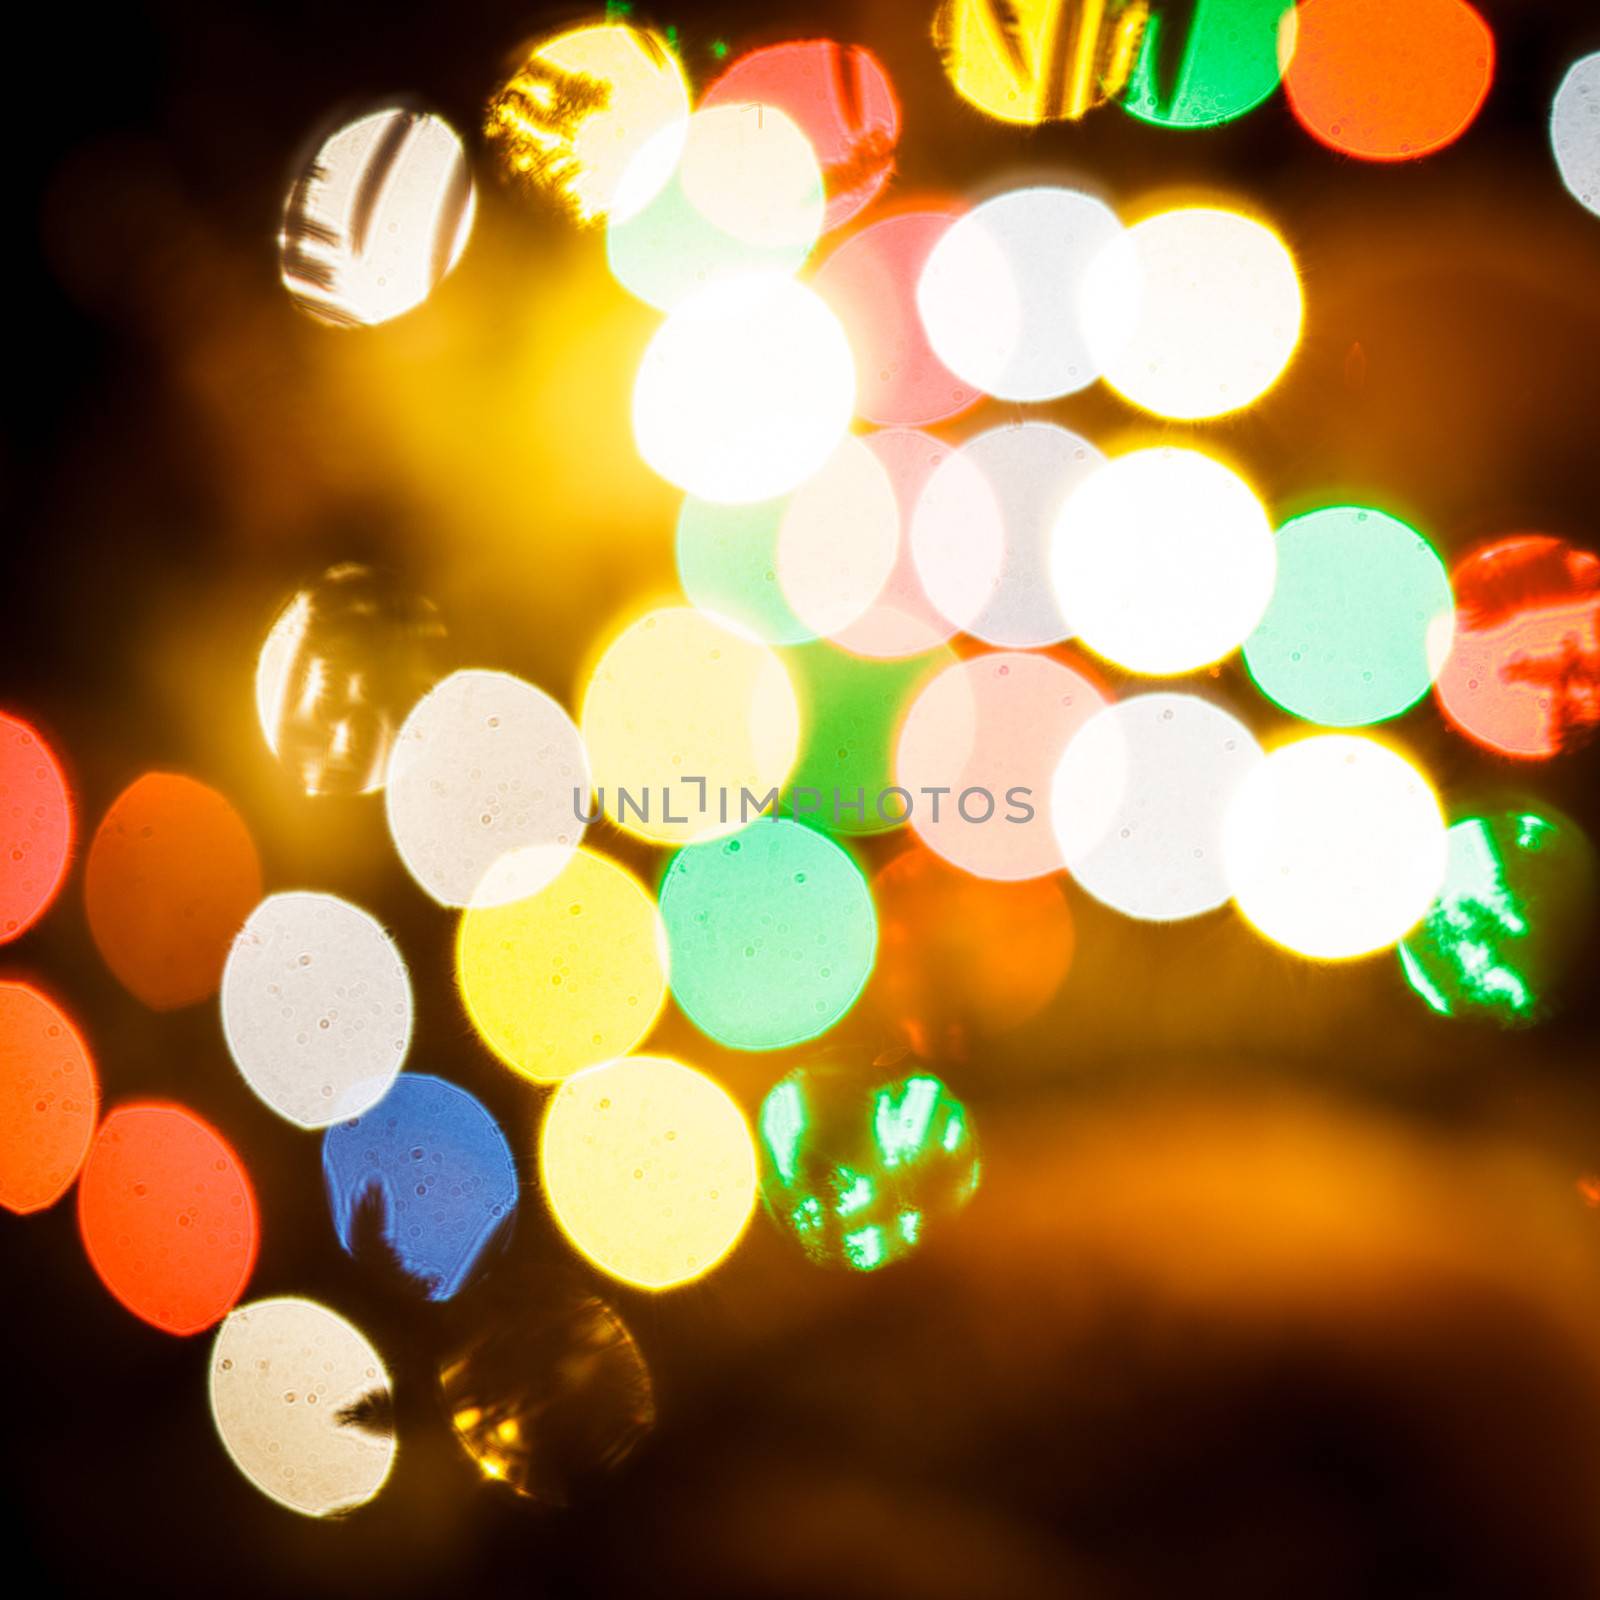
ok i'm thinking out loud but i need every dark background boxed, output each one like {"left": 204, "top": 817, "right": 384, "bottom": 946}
{"left": 12, "top": 2, "right": 1600, "bottom": 1595}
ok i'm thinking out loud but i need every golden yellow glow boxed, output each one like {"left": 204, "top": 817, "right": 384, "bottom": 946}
{"left": 456, "top": 848, "right": 668, "bottom": 1083}
{"left": 580, "top": 606, "right": 800, "bottom": 845}
{"left": 485, "top": 24, "right": 690, "bottom": 224}
{"left": 539, "top": 1055, "right": 757, "bottom": 1291}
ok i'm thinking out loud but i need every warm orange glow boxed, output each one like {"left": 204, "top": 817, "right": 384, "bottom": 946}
{"left": 0, "top": 984, "right": 98, "bottom": 1214}
{"left": 0, "top": 711, "right": 73, "bottom": 944}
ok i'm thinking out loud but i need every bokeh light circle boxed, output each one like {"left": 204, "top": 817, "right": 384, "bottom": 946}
{"left": 633, "top": 274, "right": 854, "bottom": 504}
{"left": 1083, "top": 206, "right": 1302, "bottom": 419}
{"left": 222, "top": 892, "right": 411, "bottom": 1128}
{"left": 539, "top": 1055, "right": 757, "bottom": 1290}
{"left": 1051, "top": 448, "right": 1276, "bottom": 675}
{"left": 1224, "top": 735, "right": 1448, "bottom": 960}
{"left": 0, "top": 983, "right": 98, "bottom": 1214}
{"left": 0, "top": 711, "right": 73, "bottom": 944}
{"left": 917, "top": 185, "right": 1124, "bottom": 402}
{"left": 659, "top": 819, "right": 876, "bottom": 1050}
{"left": 210, "top": 1297, "right": 395, "bottom": 1518}
{"left": 1244, "top": 507, "right": 1456, "bottom": 728}
{"left": 456, "top": 848, "right": 667, "bottom": 1085}
{"left": 1552, "top": 53, "right": 1600, "bottom": 217}
{"left": 1121, "top": 0, "right": 1295, "bottom": 130}
{"left": 385, "top": 669, "right": 589, "bottom": 908}
{"left": 1053, "top": 693, "right": 1264, "bottom": 922}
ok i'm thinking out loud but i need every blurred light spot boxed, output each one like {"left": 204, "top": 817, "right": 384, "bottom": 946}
{"left": 322, "top": 1074, "right": 517, "bottom": 1301}
{"left": 1285, "top": 0, "right": 1494, "bottom": 162}
{"left": 85, "top": 774, "right": 262, "bottom": 1011}
{"left": 1051, "top": 448, "right": 1276, "bottom": 675}
{"left": 1054, "top": 693, "right": 1263, "bottom": 921}
{"left": 540, "top": 1056, "right": 757, "bottom": 1290}
{"left": 1083, "top": 206, "right": 1302, "bottom": 419}
{"left": 1399, "top": 809, "right": 1597, "bottom": 1027}
{"left": 222, "top": 892, "right": 411, "bottom": 1128}
{"left": 702, "top": 39, "right": 900, "bottom": 230}
{"left": 896, "top": 651, "right": 1108, "bottom": 880}
{"left": 757, "top": 1062, "right": 978, "bottom": 1271}
{"left": 659, "top": 820, "right": 876, "bottom": 1050}
{"left": 869, "top": 847, "right": 1073, "bottom": 1057}
{"left": 1434, "top": 536, "right": 1600, "bottom": 760}
{"left": 676, "top": 494, "right": 815, "bottom": 646}
{"left": 633, "top": 274, "right": 854, "bottom": 504}
{"left": 917, "top": 186, "right": 1124, "bottom": 402}
{"left": 256, "top": 563, "right": 445, "bottom": 798}
{"left": 457, "top": 848, "right": 667, "bottom": 1084}
{"left": 440, "top": 1281, "right": 655, "bottom": 1503}
{"left": 608, "top": 104, "right": 824, "bottom": 311}
{"left": 1224, "top": 735, "right": 1447, "bottom": 960}
{"left": 1121, "top": 0, "right": 1294, "bottom": 129}
{"left": 279, "top": 106, "right": 473, "bottom": 327}
{"left": 934, "top": 0, "right": 1150, "bottom": 124}
{"left": 484, "top": 24, "right": 689, "bottom": 224}
{"left": 1553, "top": 53, "right": 1600, "bottom": 216}
{"left": 0, "top": 711, "right": 73, "bottom": 944}
{"left": 782, "top": 641, "right": 955, "bottom": 836}
{"left": 581, "top": 607, "right": 799, "bottom": 844}
{"left": 0, "top": 983, "right": 97, "bottom": 1214}
{"left": 812, "top": 210, "right": 984, "bottom": 425}
{"left": 385, "top": 669, "right": 588, "bottom": 908}
{"left": 912, "top": 421, "right": 1104, "bottom": 648}
{"left": 210, "top": 1297, "right": 395, "bottom": 1518}
{"left": 1245, "top": 506, "right": 1455, "bottom": 728}
{"left": 78, "top": 1104, "right": 257, "bottom": 1335}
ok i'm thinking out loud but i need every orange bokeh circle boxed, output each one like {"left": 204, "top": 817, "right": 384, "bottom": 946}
{"left": 0, "top": 983, "right": 98, "bottom": 1214}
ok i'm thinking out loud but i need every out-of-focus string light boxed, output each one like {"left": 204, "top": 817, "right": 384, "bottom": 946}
{"left": 934, "top": 0, "right": 1150, "bottom": 124}
{"left": 1051, "top": 447, "right": 1276, "bottom": 675}
{"left": 1243, "top": 506, "right": 1456, "bottom": 728}
{"left": 1284, "top": 0, "right": 1494, "bottom": 163}
{"left": 757, "top": 1062, "right": 979, "bottom": 1272}
{"left": 676, "top": 492, "right": 815, "bottom": 647}
{"left": 1399, "top": 809, "right": 1598, "bottom": 1027}
{"left": 0, "top": 711, "right": 73, "bottom": 944}
{"left": 78, "top": 1104, "right": 258, "bottom": 1335}
{"left": 658, "top": 819, "right": 877, "bottom": 1050}
{"left": 221, "top": 892, "right": 412, "bottom": 1128}
{"left": 255, "top": 563, "right": 445, "bottom": 798}
{"left": 0, "top": 983, "right": 97, "bottom": 1215}
{"left": 1053, "top": 694, "right": 1263, "bottom": 922}
{"left": 1552, "top": 53, "right": 1600, "bottom": 217}
{"left": 1224, "top": 735, "right": 1448, "bottom": 960}
{"left": 580, "top": 607, "right": 800, "bottom": 845}
{"left": 484, "top": 23, "right": 690, "bottom": 225}
{"left": 633, "top": 273, "right": 855, "bottom": 504}
{"left": 917, "top": 185, "right": 1124, "bottom": 402}
{"left": 896, "top": 651, "right": 1108, "bottom": 880}
{"left": 322, "top": 1074, "right": 517, "bottom": 1301}
{"left": 384, "top": 669, "right": 588, "bottom": 909}
{"left": 911, "top": 421, "right": 1104, "bottom": 649}
{"left": 279, "top": 106, "right": 474, "bottom": 327}
{"left": 701, "top": 39, "right": 901, "bottom": 230}
{"left": 85, "top": 774, "right": 262, "bottom": 1011}
{"left": 210, "top": 1297, "right": 396, "bottom": 1518}
{"left": 539, "top": 1055, "right": 757, "bottom": 1290}
{"left": 1082, "top": 206, "right": 1303, "bottom": 419}
{"left": 1433, "top": 536, "right": 1600, "bottom": 761}
{"left": 1120, "top": 0, "right": 1295, "bottom": 130}
{"left": 456, "top": 847, "right": 667, "bottom": 1084}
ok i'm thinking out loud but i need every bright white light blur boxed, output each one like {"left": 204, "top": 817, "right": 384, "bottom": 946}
{"left": 633, "top": 274, "right": 855, "bottom": 504}
{"left": 221, "top": 892, "right": 410, "bottom": 1128}
{"left": 384, "top": 669, "right": 588, "bottom": 908}
{"left": 1223, "top": 735, "right": 1448, "bottom": 961}
{"left": 917, "top": 186, "right": 1123, "bottom": 401}
{"left": 1083, "top": 207, "right": 1302, "bottom": 420}
{"left": 1053, "top": 694, "right": 1264, "bottom": 922}
{"left": 1050, "top": 448, "right": 1276, "bottom": 676}
{"left": 210, "top": 1297, "right": 395, "bottom": 1518}
{"left": 912, "top": 421, "right": 1103, "bottom": 649}
{"left": 678, "top": 102, "right": 824, "bottom": 249}
{"left": 1552, "top": 53, "right": 1600, "bottom": 217}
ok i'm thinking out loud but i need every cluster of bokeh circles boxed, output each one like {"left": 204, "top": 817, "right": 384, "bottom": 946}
{"left": 6, "top": 0, "right": 1600, "bottom": 1522}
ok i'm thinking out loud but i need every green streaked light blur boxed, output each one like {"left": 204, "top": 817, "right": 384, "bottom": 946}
{"left": 1244, "top": 505, "right": 1454, "bottom": 728}
{"left": 658, "top": 819, "right": 877, "bottom": 1051}
{"left": 675, "top": 493, "right": 816, "bottom": 646}
{"left": 756, "top": 1064, "right": 979, "bottom": 1272}
{"left": 1121, "top": 0, "right": 1292, "bottom": 130}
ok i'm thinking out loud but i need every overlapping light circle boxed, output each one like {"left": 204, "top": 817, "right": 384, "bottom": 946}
{"left": 1121, "top": 0, "right": 1295, "bottom": 130}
